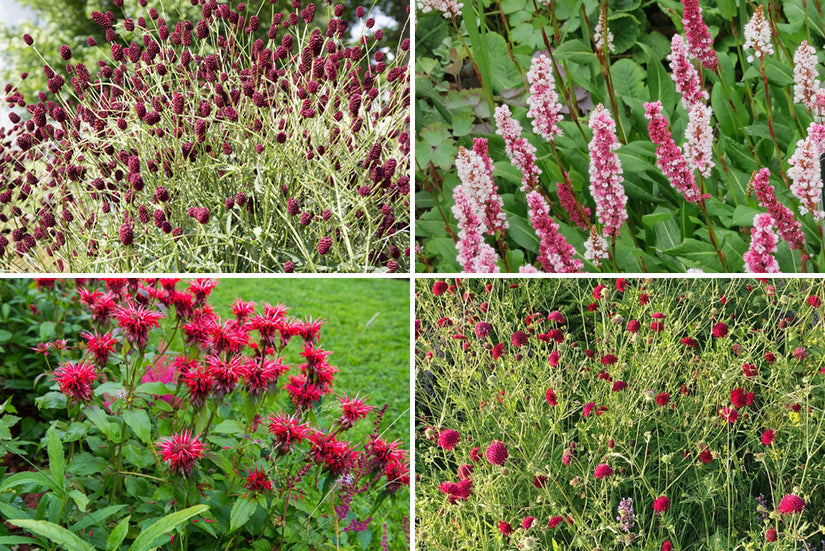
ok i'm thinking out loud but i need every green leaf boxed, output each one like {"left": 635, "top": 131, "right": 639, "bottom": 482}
{"left": 39, "top": 321, "right": 56, "bottom": 340}
{"left": 610, "top": 58, "right": 646, "bottom": 100}
{"left": 84, "top": 405, "right": 112, "bottom": 439}
{"left": 730, "top": 205, "right": 764, "bottom": 227}
{"left": 0, "top": 471, "right": 62, "bottom": 494}
{"left": 71, "top": 505, "right": 126, "bottom": 533}
{"left": 229, "top": 496, "right": 258, "bottom": 533}
{"left": 663, "top": 238, "right": 725, "bottom": 272}
{"left": 122, "top": 409, "right": 152, "bottom": 444}
{"left": 608, "top": 13, "right": 641, "bottom": 55}
{"left": 129, "top": 504, "right": 209, "bottom": 551}
{"left": 504, "top": 211, "right": 540, "bottom": 253}
{"left": 47, "top": 425, "right": 65, "bottom": 489}
{"left": 107, "top": 516, "right": 130, "bottom": 551}
{"left": 552, "top": 39, "right": 596, "bottom": 65}
{"left": 7, "top": 519, "right": 94, "bottom": 551}
{"left": 67, "top": 490, "right": 89, "bottom": 513}
{"left": 451, "top": 111, "right": 475, "bottom": 137}
{"left": 484, "top": 31, "right": 523, "bottom": 93}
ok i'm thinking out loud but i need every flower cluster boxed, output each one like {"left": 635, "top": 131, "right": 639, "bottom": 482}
{"left": 587, "top": 104, "right": 626, "bottom": 237}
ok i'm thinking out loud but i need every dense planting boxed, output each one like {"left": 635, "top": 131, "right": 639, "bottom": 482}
{"left": 1, "top": 0, "right": 410, "bottom": 273}
{"left": 416, "top": 278, "right": 825, "bottom": 549}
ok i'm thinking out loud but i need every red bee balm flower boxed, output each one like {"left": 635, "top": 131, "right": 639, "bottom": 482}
{"left": 268, "top": 413, "right": 311, "bottom": 455}
{"left": 115, "top": 303, "right": 163, "bottom": 348}
{"left": 437, "top": 429, "right": 460, "bottom": 450}
{"left": 245, "top": 468, "right": 273, "bottom": 493}
{"left": 777, "top": 494, "right": 806, "bottom": 514}
{"left": 652, "top": 496, "right": 671, "bottom": 514}
{"left": 593, "top": 463, "right": 613, "bottom": 479}
{"left": 338, "top": 393, "right": 374, "bottom": 430}
{"left": 52, "top": 361, "right": 98, "bottom": 402}
{"left": 157, "top": 431, "right": 204, "bottom": 477}
{"left": 485, "top": 440, "right": 508, "bottom": 465}
{"left": 81, "top": 330, "right": 118, "bottom": 366}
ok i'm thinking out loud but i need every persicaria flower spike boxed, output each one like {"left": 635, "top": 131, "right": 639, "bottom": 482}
{"left": 793, "top": 40, "right": 822, "bottom": 114}
{"left": 588, "top": 104, "right": 627, "bottom": 237}
{"left": 593, "top": 6, "right": 615, "bottom": 54}
{"left": 743, "top": 6, "right": 774, "bottom": 63}
{"left": 680, "top": 0, "right": 718, "bottom": 70}
{"left": 683, "top": 102, "right": 715, "bottom": 177}
{"left": 752, "top": 168, "right": 806, "bottom": 250}
{"left": 494, "top": 105, "right": 542, "bottom": 191}
{"left": 668, "top": 34, "right": 708, "bottom": 109}
{"left": 584, "top": 227, "right": 609, "bottom": 268}
{"left": 417, "top": 0, "right": 463, "bottom": 19}
{"left": 526, "top": 191, "right": 583, "bottom": 273}
{"left": 644, "top": 101, "right": 704, "bottom": 203}
{"left": 526, "top": 55, "right": 564, "bottom": 142}
{"left": 52, "top": 361, "right": 98, "bottom": 402}
{"left": 744, "top": 214, "right": 781, "bottom": 273}
{"left": 157, "top": 431, "right": 204, "bottom": 477}
{"left": 455, "top": 143, "right": 508, "bottom": 235}
{"left": 452, "top": 186, "right": 500, "bottom": 273}
{"left": 788, "top": 122, "right": 825, "bottom": 221}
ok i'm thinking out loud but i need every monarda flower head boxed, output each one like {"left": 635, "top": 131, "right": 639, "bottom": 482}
{"left": 788, "top": 122, "right": 825, "bottom": 221}
{"left": 526, "top": 55, "right": 564, "bottom": 142}
{"left": 338, "top": 393, "right": 374, "bottom": 430}
{"left": 81, "top": 329, "right": 118, "bottom": 366}
{"left": 157, "top": 431, "right": 204, "bottom": 477}
{"left": 680, "top": 0, "right": 718, "bottom": 70}
{"left": 53, "top": 361, "right": 98, "bottom": 402}
{"left": 115, "top": 303, "right": 163, "bottom": 348}
{"left": 644, "top": 101, "right": 704, "bottom": 203}
{"left": 455, "top": 143, "right": 508, "bottom": 235}
{"left": 268, "top": 413, "right": 311, "bottom": 455}
{"left": 743, "top": 6, "right": 774, "bottom": 63}
{"left": 668, "top": 34, "right": 708, "bottom": 109}
{"left": 751, "top": 168, "right": 805, "bottom": 251}
{"left": 526, "top": 191, "right": 583, "bottom": 273}
{"left": 244, "top": 467, "right": 273, "bottom": 494}
{"left": 494, "top": 105, "right": 541, "bottom": 191}
{"left": 588, "top": 104, "right": 626, "bottom": 237}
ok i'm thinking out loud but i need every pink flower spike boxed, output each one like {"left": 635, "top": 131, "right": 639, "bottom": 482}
{"left": 588, "top": 104, "right": 627, "bottom": 237}
{"left": 752, "top": 168, "right": 805, "bottom": 250}
{"left": 683, "top": 102, "right": 715, "bottom": 177}
{"left": 455, "top": 143, "right": 508, "bottom": 235}
{"left": 526, "top": 190, "right": 583, "bottom": 273}
{"left": 668, "top": 34, "right": 708, "bottom": 109}
{"left": 417, "top": 0, "right": 463, "bottom": 19}
{"left": 681, "top": 0, "right": 718, "bottom": 70}
{"left": 494, "top": 104, "right": 542, "bottom": 191}
{"left": 788, "top": 122, "right": 825, "bottom": 221}
{"left": 744, "top": 213, "right": 781, "bottom": 273}
{"left": 743, "top": 6, "right": 774, "bottom": 63}
{"left": 556, "top": 178, "right": 590, "bottom": 228}
{"left": 584, "top": 226, "right": 609, "bottom": 267}
{"left": 793, "top": 40, "right": 821, "bottom": 113}
{"left": 644, "top": 101, "right": 704, "bottom": 203}
{"left": 526, "top": 55, "right": 564, "bottom": 142}
{"left": 452, "top": 186, "right": 500, "bottom": 273}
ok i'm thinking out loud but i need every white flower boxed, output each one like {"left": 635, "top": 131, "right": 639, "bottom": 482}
{"left": 743, "top": 6, "right": 773, "bottom": 63}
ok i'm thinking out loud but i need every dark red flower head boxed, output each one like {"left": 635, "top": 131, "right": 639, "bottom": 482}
{"left": 712, "top": 322, "right": 729, "bottom": 338}
{"left": 338, "top": 393, "right": 374, "bottom": 430}
{"left": 268, "top": 413, "right": 311, "bottom": 455}
{"left": 777, "top": 494, "right": 805, "bottom": 514}
{"left": 511, "top": 331, "right": 529, "bottom": 347}
{"left": 53, "top": 361, "right": 98, "bottom": 402}
{"left": 593, "top": 463, "right": 613, "bottom": 479}
{"left": 244, "top": 467, "right": 273, "bottom": 493}
{"left": 485, "top": 440, "right": 508, "bottom": 465}
{"left": 81, "top": 329, "right": 118, "bottom": 366}
{"left": 115, "top": 303, "right": 163, "bottom": 348}
{"left": 157, "top": 431, "right": 204, "bottom": 477}
{"left": 437, "top": 429, "right": 460, "bottom": 450}
{"left": 652, "top": 496, "right": 671, "bottom": 514}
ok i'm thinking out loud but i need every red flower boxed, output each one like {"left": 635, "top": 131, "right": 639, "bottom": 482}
{"left": 245, "top": 357, "right": 289, "bottom": 395}
{"left": 718, "top": 407, "right": 738, "bottom": 423}
{"left": 115, "top": 303, "right": 163, "bottom": 348}
{"left": 548, "top": 350, "right": 560, "bottom": 367}
{"left": 652, "top": 496, "right": 671, "bottom": 514}
{"left": 497, "top": 521, "right": 513, "bottom": 536}
{"left": 742, "top": 363, "right": 758, "bottom": 378}
{"left": 469, "top": 446, "right": 481, "bottom": 463}
{"left": 680, "top": 337, "right": 697, "bottom": 348}
{"left": 547, "top": 310, "right": 565, "bottom": 323}
{"left": 730, "top": 388, "right": 748, "bottom": 408}
{"left": 231, "top": 299, "right": 256, "bottom": 323}
{"left": 511, "top": 331, "right": 529, "bottom": 347}
{"left": 662, "top": 540, "right": 672, "bottom": 551}
{"left": 712, "top": 322, "right": 728, "bottom": 338}
{"left": 206, "top": 354, "right": 242, "bottom": 397}
{"left": 81, "top": 329, "right": 118, "bottom": 366}
{"left": 698, "top": 449, "right": 713, "bottom": 464}
{"left": 183, "top": 363, "right": 214, "bottom": 408}
{"left": 545, "top": 388, "right": 558, "bottom": 406}
{"left": 485, "top": 440, "right": 508, "bottom": 465}
{"left": 626, "top": 320, "right": 640, "bottom": 333}
{"left": 432, "top": 281, "right": 448, "bottom": 295}
{"left": 475, "top": 322, "right": 492, "bottom": 339}
{"left": 612, "top": 380, "right": 627, "bottom": 392}
{"left": 601, "top": 354, "right": 618, "bottom": 365}
{"left": 639, "top": 293, "right": 649, "bottom": 305}
{"left": 437, "top": 429, "right": 460, "bottom": 450}
{"left": 593, "top": 284, "right": 606, "bottom": 299}
{"left": 268, "top": 413, "right": 311, "bottom": 455}
{"left": 491, "top": 343, "right": 505, "bottom": 359}
{"left": 522, "top": 516, "right": 536, "bottom": 530}
{"left": 656, "top": 392, "right": 670, "bottom": 407}
{"left": 157, "top": 431, "right": 204, "bottom": 477}
{"left": 765, "top": 351, "right": 776, "bottom": 364}
{"left": 761, "top": 429, "right": 775, "bottom": 446}
{"left": 808, "top": 295, "right": 821, "bottom": 307}
{"left": 650, "top": 321, "right": 664, "bottom": 332}
{"left": 339, "top": 393, "right": 374, "bottom": 429}
{"left": 583, "top": 402, "right": 596, "bottom": 417}
{"left": 548, "top": 516, "right": 563, "bottom": 528}
{"left": 208, "top": 319, "right": 249, "bottom": 354}
{"left": 457, "top": 464, "right": 474, "bottom": 480}
{"left": 766, "top": 527, "right": 777, "bottom": 542}
{"left": 439, "top": 479, "right": 472, "bottom": 503}
{"left": 532, "top": 475, "right": 547, "bottom": 488}
{"left": 615, "top": 278, "right": 627, "bottom": 292}
{"left": 245, "top": 467, "right": 273, "bottom": 493}
{"left": 777, "top": 494, "right": 806, "bottom": 514}
{"left": 188, "top": 278, "right": 218, "bottom": 305}
{"left": 52, "top": 361, "right": 98, "bottom": 402}
{"left": 594, "top": 463, "right": 613, "bottom": 479}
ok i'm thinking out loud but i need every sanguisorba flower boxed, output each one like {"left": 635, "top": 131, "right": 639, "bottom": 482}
{"left": 157, "top": 431, "right": 204, "bottom": 477}
{"left": 526, "top": 55, "right": 564, "bottom": 142}
{"left": 743, "top": 214, "right": 781, "bottom": 273}
{"left": 115, "top": 303, "right": 163, "bottom": 348}
{"left": 751, "top": 168, "right": 806, "bottom": 251}
{"left": 777, "top": 493, "right": 806, "bottom": 514}
{"left": 53, "top": 360, "right": 98, "bottom": 402}
{"left": 680, "top": 0, "right": 718, "bottom": 70}
{"left": 743, "top": 5, "right": 774, "bottom": 63}
{"left": 588, "top": 104, "right": 627, "bottom": 238}
{"left": 644, "top": 101, "right": 704, "bottom": 203}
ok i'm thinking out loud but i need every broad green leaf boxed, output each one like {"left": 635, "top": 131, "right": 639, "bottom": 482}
{"left": 552, "top": 39, "right": 596, "bottom": 65}
{"left": 39, "top": 321, "right": 56, "bottom": 340}
{"left": 663, "top": 238, "right": 725, "bottom": 272}
{"left": 608, "top": 13, "right": 641, "bottom": 55}
{"left": 504, "top": 211, "right": 540, "bottom": 253}
{"left": 71, "top": 505, "right": 126, "bottom": 533}
{"left": 122, "top": 409, "right": 152, "bottom": 444}
{"left": 8, "top": 519, "right": 94, "bottom": 551}
{"left": 84, "top": 405, "right": 112, "bottom": 439}
{"left": 611, "top": 58, "right": 646, "bottom": 100}
{"left": 107, "top": 516, "right": 130, "bottom": 551}
{"left": 68, "top": 489, "right": 89, "bottom": 512}
{"left": 128, "top": 504, "right": 209, "bottom": 551}
{"left": 451, "top": 111, "right": 475, "bottom": 137}
{"left": 0, "top": 471, "right": 62, "bottom": 494}
{"left": 46, "top": 425, "right": 65, "bottom": 488}
{"left": 229, "top": 496, "right": 258, "bottom": 533}
{"left": 484, "top": 31, "right": 523, "bottom": 93}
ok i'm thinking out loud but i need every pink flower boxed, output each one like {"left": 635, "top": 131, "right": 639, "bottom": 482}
{"left": 115, "top": 303, "right": 163, "bottom": 348}
{"left": 52, "top": 361, "right": 98, "bottom": 403}
{"left": 583, "top": 402, "right": 597, "bottom": 417}
{"left": 556, "top": 178, "right": 591, "bottom": 228}
{"left": 652, "top": 496, "right": 671, "bottom": 514}
{"left": 744, "top": 213, "right": 781, "bottom": 273}
{"left": 752, "top": 168, "right": 805, "bottom": 250}
{"left": 452, "top": 186, "right": 500, "bottom": 273}
{"left": 338, "top": 393, "right": 375, "bottom": 429}
{"left": 526, "top": 55, "right": 564, "bottom": 142}
{"left": 788, "top": 123, "right": 825, "bottom": 221}
{"left": 455, "top": 142, "right": 508, "bottom": 235}
{"left": 526, "top": 191, "right": 583, "bottom": 273}
{"left": 584, "top": 227, "right": 609, "bottom": 267}
{"left": 495, "top": 104, "right": 541, "bottom": 191}
{"left": 244, "top": 467, "right": 273, "bottom": 494}
{"left": 793, "top": 41, "right": 821, "bottom": 113}
{"left": 437, "top": 429, "right": 460, "bottom": 450}
{"left": 718, "top": 406, "right": 739, "bottom": 423}
{"left": 743, "top": 6, "right": 774, "bottom": 63}
{"left": 81, "top": 329, "right": 118, "bottom": 366}
{"left": 644, "top": 101, "right": 703, "bottom": 203}
{"left": 548, "top": 516, "right": 563, "bottom": 528}
{"left": 593, "top": 463, "right": 613, "bottom": 478}
{"left": 777, "top": 494, "right": 806, "bottom": 514}
{"left": 681, "top": 0, "right": 718, "bottom": 70}
{"left": 157, "top": 431, "right": 204, "bottom": 477}
{"left": 761, "top": 429, "right": 775, "bottom": 446}
{"left": 668, "top": 34, "right": 708, "bottom": 109}
{"left": 485, "top": 440, "right": 509, "bottom": 465}
{"left": 588, "top": 104, "right": 627, "bottom": 237}
{"left": 683, "top": 102, "right": 715, "bottom": 177}
{"left": 417, "top": 0, "right": 463, "bottom": 18}
{"left": 268, "top": 413, "right": 311, "bottom": 455}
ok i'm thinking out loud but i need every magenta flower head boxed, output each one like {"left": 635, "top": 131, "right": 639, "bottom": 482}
{"left": 475, "top": 321, "right": 493, "bottom": 339}
{"left": 485, "top": 440, "right": 508, "bottom": 465}
{"left": 81, "top": 329, "right": 118, "bottom": 366}
{"left": 593, "top": 463, "right": 614, "bottom": 479}
{"left": 244, "top": 467, "right": 273, "bottom": 494}
{"left": 644, "top": 101, "right": 703, "bottom": 203}
{"left": 338, "top": 393, "right": 374, "bottom": 430}
{"left": 680, "top": 0, "right": 718, "bottom": 70}
{"left": 743, "top": 213, "right": 781, "bottom": 273}
{"left": 452, "top": 185, "right": 500, "bottom": 273}
{"left": 526, "top": 54, "right": 564, "bottom": 142}
{"left": 777, "top": 493, "right": 806, "bottom": 515}
{"left": 494, "top": 104, "right": 541, "bottom": 191}
{"left": 115, "top": 303, "right": 163, "bottom": 348}
{"left": 668, "top": 34, "right": 707, "bottom": 110}
{"left": 526, "top": 190, "right": 582, "bottom": 273}
{"left": 268, "top": 413, "right": 311, "bottom": 455}
{"left": 52, "top": 361, "right": 98, "bottom": 402}
{"left": 455, "top": 143, "right": 508, "bottom": 235}
{"left": 588, "top": 104, "right": 626, "bottom": 237}
{"left": 437, "top": 428, "right": 460, "bottom": 450}
{"left": 652, "top": 496, "right": 671, "bottom": 514}
{"left": 157, "top": 431, "right": 204, "bottom": 477}
{"left": 752, "top": 168, "right": 805, "bottom": 251}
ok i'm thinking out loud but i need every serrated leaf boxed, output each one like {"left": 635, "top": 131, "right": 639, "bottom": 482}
{"left": 107, "top": 516, "right": 130, "bottom": 551}
{"left": 8, "top": 519, "right": 94, "bottom": 551}
{"left": 229, "top": 497, "right": 258, "bottom": 533}
{"left": 122, "top": 409, "right": 152, "bottom": 444}
{"left": 129, "top": 504, "right": 209, "bottom": 551}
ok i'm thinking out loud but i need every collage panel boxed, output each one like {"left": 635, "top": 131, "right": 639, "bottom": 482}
{"left": 414, "top": 0, "right": 825, "bottom": 274}
{"left": 0, "top": 277, "right": 410, "bottom": 549}
{"left": 415, "top": 277, "right": 825, "bottom": 549}
{"left": 0, "top": 0, "right": 410, "bottom": 274}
